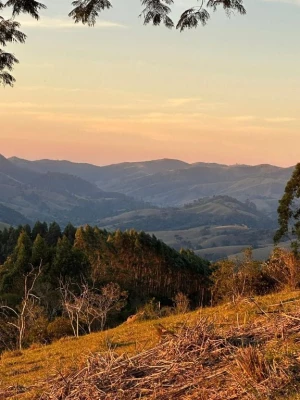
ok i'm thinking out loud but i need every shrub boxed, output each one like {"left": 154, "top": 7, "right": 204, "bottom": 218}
{"left": 211, "top": 248, "right": 271, "bottom": 304}
{"left": 173, "top": 292, "right": 190, "bottom": 314}
{"left": 263, "top": 248, "right": 300, "bottom": 290}
{"left": 47, "top": 317, "right": 74, "bottom": 341}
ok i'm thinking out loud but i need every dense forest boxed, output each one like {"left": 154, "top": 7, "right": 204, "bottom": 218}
{"left": 0, "top": 222, "right": 211, "bottom": 351}
{"left": 0, "top": 219, "right": 298, "bottom": 354}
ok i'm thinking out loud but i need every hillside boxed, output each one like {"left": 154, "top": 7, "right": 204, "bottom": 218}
{"left": 2, "top": 290, "right": 300, "bottom": 399}
{"left": 0, "top": 203, "right": 30, "bottom": 226}
{"left": 3, "top": 154, "right": 291, "bottom": 259}
{"left": 0, "top": 222, "right": 10, "bottom": 231}
{"left": 0, "top": 155, "right": 148, "bottom": 226}
{"left": 99, "top": 196, "right": 275, "bottom": 232}
{"left": 150, "top": 225, "right": 275, "bottom": 261}
{"left": 9, "top": 156, "right": 293, "bottom": 214}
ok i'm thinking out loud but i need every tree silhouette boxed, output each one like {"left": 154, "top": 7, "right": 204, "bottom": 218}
{"left": 0, "top": 0, "right": 246, "bottom": 85}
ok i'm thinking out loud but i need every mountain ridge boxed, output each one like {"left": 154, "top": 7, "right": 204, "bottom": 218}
{"left": 7, "top": 155, "right": 293, "bottom": 212}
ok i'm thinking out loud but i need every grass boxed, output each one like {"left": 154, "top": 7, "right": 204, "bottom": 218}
{"left": 2, "top": 289, "right": 300, "bottom": 398}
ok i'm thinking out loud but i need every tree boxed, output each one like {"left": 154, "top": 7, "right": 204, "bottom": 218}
{"left": 274, "top": 163, "right": 300, "bottom": 253}
{"left": 63, "top": 223, "right": 77, "bottom": 245}
{"left": 52, "top": 235, "right": 89, "bottom": 284}
{"left": 31, "top": 234, "right": 49, "bottom": 266}
{"left": 46, "top": 222, "right": 62, "bottom": 247}
{"left": 60, "top": 280, "right": 126, "bottom": 336}
{"left": 31, "top": 221, "right": 48, "bottom": 241}
{"left": 0, "top": 230, "right": 33, "bottom": 294}
{"left": 1, "top": 0, "right": 246, "bottom": 86}
{"left": 0, "top": 262, "right": 42, "bottom": 350}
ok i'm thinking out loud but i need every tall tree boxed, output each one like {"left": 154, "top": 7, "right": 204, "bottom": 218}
{"left": 31, "top": 234, "right": 49, "bottom": 266}
{"left": 52, "top": 236, "right": 88, "bottom": 284}
{"left": 46, "top": 222, "right": 62, "bottom": 247}
{"left": 32, "top": 221, "right": 48, "bottom": 241}
{"left": 63, "top": 223, "right": 77, "bottom": 245}
{"left": 0, "top": 230, "right": 32, "bottom": 295}
{"left": 274, "top": 163, "right": 300, "bottom": 253}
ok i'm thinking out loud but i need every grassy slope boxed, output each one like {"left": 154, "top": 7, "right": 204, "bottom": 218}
{"left": 2, "top": 290, "right": 300, "bottom": 399}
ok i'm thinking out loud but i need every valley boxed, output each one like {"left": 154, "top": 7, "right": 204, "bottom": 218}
{"left": 0, "top": 154, "right": 292, "bottom": 260}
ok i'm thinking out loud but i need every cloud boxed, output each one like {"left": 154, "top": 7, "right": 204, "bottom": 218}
{"left": 165, "top": 97, "right": 202, "bottom": 107}
{"left": 264, "top": 117, "right": 296, "bottom": 123}
{"left": 229, "top": 115, "right": 256, "bottom": 122}
{"left": 19, "top": 16, "right": 126, "bottom": 29}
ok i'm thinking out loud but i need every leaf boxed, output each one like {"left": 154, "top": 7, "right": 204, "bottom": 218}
{"left": 5, "top": 0, "right": 47, "bottom": 20}
{"left": 176, "top": 8, "right": 210, "bottom": 31}
{"left": 69, "top": 0, "right": 112, "bottom": 26}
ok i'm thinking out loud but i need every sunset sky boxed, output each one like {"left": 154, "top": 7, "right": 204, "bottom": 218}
{"left": 1, "top": 0, "right": 300, "bottom": 166}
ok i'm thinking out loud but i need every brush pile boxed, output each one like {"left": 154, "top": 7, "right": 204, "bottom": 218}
{"left": 37, "top": 311, "right": 300, "bottom": 400}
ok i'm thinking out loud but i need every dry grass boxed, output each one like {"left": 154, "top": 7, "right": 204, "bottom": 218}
{"left": 2, "top": 290, "right": 300, "bottom": 399}
{"left": 35, "top": 313, "right": 300, "bottom": 400}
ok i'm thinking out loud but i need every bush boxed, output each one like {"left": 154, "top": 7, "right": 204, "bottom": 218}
{"left": 47, "top": 317, "right": 74, "bottom": 341}
{"left": 263, "top": 248, "right": 300, "bottom": 290}
{"left": 139, "top": 298, "right": 161, "bottom": 320}
{"left": 172, "top": 292, "right": 190, "bottom": 314}
{"left": 211, "top": 248, "right": 271, "bottom": 304}
{"left": 26, "top": 315, "right": 49, "bottom": 345}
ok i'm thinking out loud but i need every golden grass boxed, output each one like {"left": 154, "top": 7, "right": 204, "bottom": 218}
{"left": 1, "top": 289, "right": 300, "bottom": 399}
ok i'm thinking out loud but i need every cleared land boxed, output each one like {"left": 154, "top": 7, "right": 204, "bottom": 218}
{"left": 2, "top": 290, "right": 300, "bottom": 399}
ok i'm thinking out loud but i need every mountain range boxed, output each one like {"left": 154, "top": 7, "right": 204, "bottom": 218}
{"left": 10, "top": 156, "right": 293, "bottom": 215}
{"left": 0, "top": 154, "right": 293, "bottom": 260}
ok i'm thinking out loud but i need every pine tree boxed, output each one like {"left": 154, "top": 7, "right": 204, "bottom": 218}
{"left": 46, "top": 222, "right": 62, "bottom": 247}
{"left": 63, "top": 223, "right": 77, "bottom": 245}
{"left": 32, "top": 221, "right": 48, "bottom": 240}
{"left": 31, "top": 234, "right": 49, "bottom": 266}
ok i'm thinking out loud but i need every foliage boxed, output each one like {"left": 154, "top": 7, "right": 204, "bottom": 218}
{"left": 139, "top": 297, "right": 161, "bottom": 320}
{"left": 0, "top": 0, "right": 246, "bottom": 86}
{"left": 211, "top": 248, "right": 275, "bottom": 304}
{"left": 274, "top": 163, "right": 300, "bottom": 253}
{"left": 0, "top": 221, "right": 211, "bottom": 351}
{"left": 173, "top": 291, "right": 190, "bottom": 314}
{"left": 263, "top": 247, "right": 300, "bottom": 290}
{"left": 0, "top": 263, "right": 42, "bottom": 350}
{"left": 46, "top": 317, "right": 74, "bottom": 340}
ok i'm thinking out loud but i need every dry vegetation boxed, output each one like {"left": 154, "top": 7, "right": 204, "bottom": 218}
{"left": 2, "top": 290, "right": 300, "bottom": 399}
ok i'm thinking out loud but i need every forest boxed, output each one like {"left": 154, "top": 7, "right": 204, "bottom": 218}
{"left": 1, "top": 219, "right": 298, "bottom": 354}
{"left": 0, "top": 221, "right": 211, "bottom": 352}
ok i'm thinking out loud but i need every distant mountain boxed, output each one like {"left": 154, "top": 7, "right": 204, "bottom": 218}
{"left": 9, "top": 157, "right": 293, "bottom": 214}
{"left": 4, "top": 154, "right": 288, "bottom": 260}
{"left": 0, "top": 203, "right": 30, "bottom": 226}
{"left": 0, "top": 155, "right": 148, "bottom": 226}
{"left": 10, "top": 157, "right": 189, "bottom": 183}
{"left": 92, "top": 163, "right": 292, "bottom": 214}
{"left": 0, "top": 154, "right": 39, "bottom": 184}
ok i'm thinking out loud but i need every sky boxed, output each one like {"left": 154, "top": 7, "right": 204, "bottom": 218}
{"left": 1, "top": 0, "right": 300, "bottom": 166}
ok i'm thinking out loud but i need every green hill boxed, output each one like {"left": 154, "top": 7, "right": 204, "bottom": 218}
{"left": 99, "top": 196, "right": 275, "bottom": 232}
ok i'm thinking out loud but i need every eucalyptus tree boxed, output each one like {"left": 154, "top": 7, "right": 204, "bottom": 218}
{"left": 1, "top": 0, "right": 246, "bottom": 85}
{"left": 274, "top": 163, "right": 300, "bottom": 254}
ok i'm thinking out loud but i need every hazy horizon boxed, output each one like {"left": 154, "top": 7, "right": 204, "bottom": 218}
{"left": 2, "top": 0, "right": 300, "bottom": 167}
{"left": 1, "top": 151, "right": 295, "bottom": 169}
